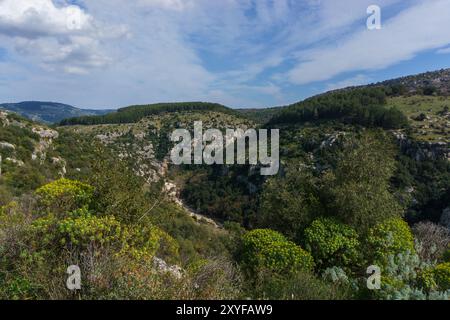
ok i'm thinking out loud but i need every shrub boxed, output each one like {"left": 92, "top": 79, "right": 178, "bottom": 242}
{"left": 258, "top": 170, "right": 321, "bottom": 242}
{"left": 375, "top": 251, "right": 449, "bottom": 300}
{"left": 412, "top": 222, "right": 450, "bottom": 262}
{"left": 365, "top": 218, "right": 415, "bottom": 267}
{"left": 35, "top": 178, "right": 94, "bottom": 213}
{"left": 240, "top": 229, "right": 314, "bottom": 275}
{"left": 249, "top": 269, "right": 352, "bottom": 300}
{"left": 443, "top": 245, "right": 450, "bottom": 262}
{"left": 434, "top": 262, "right": 450, "bottom": 291}
{"left": 304, "top": 218, "right": 360, "bottom": 270}
{"left": 29, "top": 207, "right": 175, "bottom": 263}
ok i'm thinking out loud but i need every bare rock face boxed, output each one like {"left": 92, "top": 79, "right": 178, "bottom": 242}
{"left": 153, "top": 257, "right": 183, "bottom": 279}
{"left": 0, "top": 111, "right": 10, "bottom": 126}
{"left": 393, "top": 131, "right": 450, "bottom": 162}
{"left": 32, "top": 127, "right": 59, "bottom": 163}
{"left": 0, "top": 142, "right": 15, "bottom": 150}
{"left": 441, "top": 207, "right": 450, "bottom": 230}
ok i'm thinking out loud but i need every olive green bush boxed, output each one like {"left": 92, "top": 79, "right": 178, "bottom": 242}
{"left": 35, "top": 178, "right": 94, "bottom": 214}
{"left": 364, "top": 218, "right": 415, "bottom": 267}
{"left": 304, "top": 218, "right": 360, "bottom": 270}
{"left": 240, "top": 229, "right": 314, "bottom": 275}
{"left": 433, "top": 262, "right": 450, "bottom": 291}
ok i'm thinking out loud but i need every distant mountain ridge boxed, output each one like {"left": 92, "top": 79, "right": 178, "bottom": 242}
{"left": 0, "top": 101, "right": 114, "bottom": 124}
{"left": 379, "top": 68, "right": 450, "bottom": 95}
{"left": 59, "top": 102, "right": 242, "bottom": 126}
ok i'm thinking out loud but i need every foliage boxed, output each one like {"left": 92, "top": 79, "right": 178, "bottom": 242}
{"left": 180, "top": 164, "right": 263, "bottom": 226}
{"left": 433, "top": 262, "right": 450, "bottom": 291}
{"left": 364, "top": 218, "right": 415, "bottom": 267}
{"left": 269, "top": 87, "right": 408, "bottom": 129}
{"left": 60, "top": 102, "right": 240, "bottom": 126}
{"left": 30, "top": 207, "right": 174, "bottom": 263}
{"left": 248, "top": 269, "right": 353, "bottom": 300}
{"left": 258, "top": 169, "right": 321, "bottom": 242}
{"left": 240, "top": 229, "right": 314, "bottom": 275}
{"left": 444, "top": 245, "right": 450, "bottom": 262}
{"left": 35, "top": 178, "right": 94, "bottom": 213}
{"left": 374, "top": 251, "right": 449, "bottom": 300}
{"left": 303, "top": 218, "right": 360, "bottom": 270}
{"left": 412, "top": 222, "right": 450, "bottom": 262}
{"left": 87, "top": 148, "right": 152, "bottom": 224}
{"left": 325, "top": 132, "right": 403, "bottom": 231}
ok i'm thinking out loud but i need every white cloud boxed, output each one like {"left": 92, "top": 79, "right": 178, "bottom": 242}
{"left": 0, "top": 0, "right": 127, "bottom": 73}
{"left": 0, "top": 0, "right": 448, "bottom": 108}
{"left": 326, "top": 74, "right": 372, "bottom": 91}
{"left": 287, "top": 0, "right": 450, "bottom": 84}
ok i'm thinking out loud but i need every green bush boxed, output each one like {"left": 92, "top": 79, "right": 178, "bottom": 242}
{"left": 35, "top": 178, "right": 94, "bottom": 213}
{"left": 249, "top": 269, "right": 353, "bottom": 300}
{"left": 434, "top": 262, "right": 450, "bottom": 291}
{"left": 29, "top": 207, "right": 176, "bottom": 263}
{"left": 240, "top": 229, "right": 314, "bottom": 275}
{"left": 443, "top": 245, "right": 450, "bottom": 263}
{"left": 374, "top": 251, "right": 449, "bottom": 300}
{"left": 258, "top": 170, "right": 321, "bottom": 242}
{"left": 304, "top": 218, "right": 360, "bottom": 270}
{"left": 364, "top": 218, "right": 414, "bottom": 267}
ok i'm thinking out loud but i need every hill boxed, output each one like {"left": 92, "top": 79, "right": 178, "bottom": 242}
{"left": 0, "top": 101, "right": 113, "bottom": 124}
{"left": 1, "top": 68, "right": 450, "bottom": 300}
{"left": 379, "top": 68, "right": 450, "bottom": 96}
{"left": 59, "top": 102, "right": 243, "bottom": 126}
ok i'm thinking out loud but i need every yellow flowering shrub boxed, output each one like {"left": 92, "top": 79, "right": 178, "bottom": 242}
{"left": 241, "top": 229, "right": 314, "bottom": 275}
{"left": 365, "top": 218, "right": 415, "bottom": 267}
{"left": 29, "top": 207, "right": 177, "bottom": 263}
{"left": 35, "top": 178, "right": 94, "bottom": 213}
{"left": 434, "top": 262, "right": 450, "bottom": 291}
{"left": 304, "top": 218, "right": 360, "bottom": 270}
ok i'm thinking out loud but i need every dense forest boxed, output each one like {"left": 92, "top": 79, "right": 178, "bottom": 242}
{"left": 268, "top": 87, "right": 409, "bottom": 129}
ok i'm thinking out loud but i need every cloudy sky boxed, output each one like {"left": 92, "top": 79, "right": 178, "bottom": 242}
{"left": 1, "top": 0, "right": 450, "bottom": 109}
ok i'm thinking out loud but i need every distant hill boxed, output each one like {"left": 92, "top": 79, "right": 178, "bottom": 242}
{"left": 59, "top": 102, "right": 242, "bottom": 126}
{"left": 0, "top": 101, "right": 114, "bottom": 124}
{"left": 379, "top": 68, "right": 450, "bottom": 96}
{"left": 236, "top": 107, "right": 281, "bottom": 124}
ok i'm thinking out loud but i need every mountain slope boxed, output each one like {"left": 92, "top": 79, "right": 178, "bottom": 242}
{"left": 0, "top": 101, "right": 114, "bottom": 124}
{"left": 60, "top": 102, "right": 242, "bottom": 126}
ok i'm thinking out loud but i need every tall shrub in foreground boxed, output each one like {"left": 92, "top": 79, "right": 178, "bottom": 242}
{"left": 240, "top": 229, "right": 314, "bottom": 275}
{"left": 304, "top": 217, "right": 360, "bottom": 270}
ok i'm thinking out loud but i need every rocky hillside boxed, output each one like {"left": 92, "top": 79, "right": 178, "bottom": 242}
{"left": 0, "top": 110, "right": 66, "bottom": 199}
{"left": 380, "top": 68, "right": 450, "bottom": 96}
{"left": 61, "top": 109, "right": 254, "bottom": 185}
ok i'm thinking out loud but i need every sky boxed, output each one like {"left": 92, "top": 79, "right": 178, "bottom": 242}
{"left": 1, "top": 0, "right": 450, "bottom": 109}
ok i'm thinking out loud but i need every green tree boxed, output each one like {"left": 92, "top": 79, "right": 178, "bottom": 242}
{"left": 258, "top": 169, "right": 321, "bottom": 242}
{"left": 326, "top": 132, "right": 403, "bottom": 231}
{"left": 87, "top": 146, "right": 154, "bottom": 224}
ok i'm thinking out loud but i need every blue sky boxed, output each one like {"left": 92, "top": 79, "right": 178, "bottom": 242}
{"left": 1, "top": 0, "right": 450, "bottom": 109}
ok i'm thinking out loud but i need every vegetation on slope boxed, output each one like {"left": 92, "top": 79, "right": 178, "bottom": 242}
{"left": 268, "top": 87, "right": 408, "bottom": 129}
{"left": 59, "top": 102, "right": 242, "bottom": 126}
{"left": 1, "top": 69, "right": 450, "bottom": 300}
